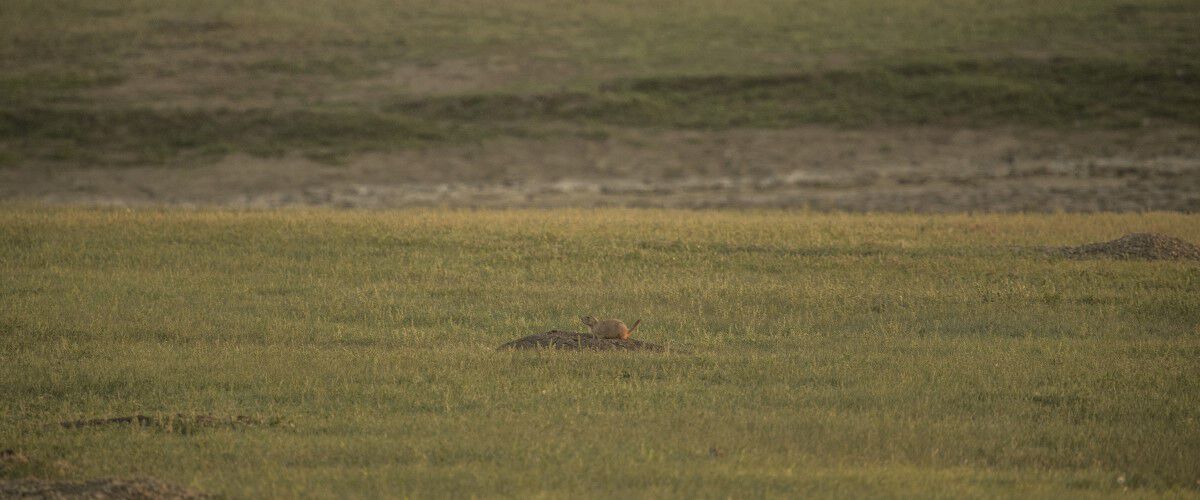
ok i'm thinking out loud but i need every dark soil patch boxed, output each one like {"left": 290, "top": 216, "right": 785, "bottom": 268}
{"left": 0, "top": 477, "right": 208, "bottom": 499}
{"left": 498, "top": 330, "right": 669, "bottom": 351}
{"left": 58, "top": 414, "right": 290, "bottom": 432}
{"left": 1059, "top": 233, "right": 1200, "bottom": 260}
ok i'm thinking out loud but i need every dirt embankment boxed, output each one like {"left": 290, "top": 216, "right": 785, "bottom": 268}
{"left": 3, "top": 127, "right": 1198, "bottom": 212}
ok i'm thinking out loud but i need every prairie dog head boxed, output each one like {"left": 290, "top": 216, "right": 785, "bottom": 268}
{"left": 580, "top": 315, "right": 599, "bottom": 327}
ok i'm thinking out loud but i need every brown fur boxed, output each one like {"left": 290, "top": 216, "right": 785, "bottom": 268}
{"left": 580, "top": 315, "right": 641, "bottom": 340}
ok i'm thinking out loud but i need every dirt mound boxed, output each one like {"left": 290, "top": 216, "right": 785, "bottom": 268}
{"left": 498, "top": 330, "right": 668, "bottom": 351}
{"left": 0, "top": 477, "right": 208, "bottom": 499}
{"left": 1060, "top": 233, "right": 1200, "bottom": 260}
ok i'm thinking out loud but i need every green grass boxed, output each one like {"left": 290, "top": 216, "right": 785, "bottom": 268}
{"left": 2, "top": 209, "right": 1199, "bottom": 497}
{"left": 9, "top": 58, "right": 1196, "bottom": 166}
{"left": 2, "top": 0, "right": 1199, "bottom": 166}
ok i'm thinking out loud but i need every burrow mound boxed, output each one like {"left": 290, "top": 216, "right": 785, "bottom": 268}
{"left": 1059, "top": 233, "right": 1200, "bottom": 260}
{"left": 498, "top": 330, "right": 668, "bottom": 351}
{"left": 0, "top": 477, "right": 209, "bottom": 499}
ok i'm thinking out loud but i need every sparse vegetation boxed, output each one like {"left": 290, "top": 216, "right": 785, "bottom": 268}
{"left": 2, "top": 209, "right": 1198, "bottom": 497}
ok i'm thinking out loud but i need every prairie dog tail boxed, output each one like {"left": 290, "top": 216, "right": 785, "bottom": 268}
{"left": 628, "top": 319, "right": 641, "bottom": 332}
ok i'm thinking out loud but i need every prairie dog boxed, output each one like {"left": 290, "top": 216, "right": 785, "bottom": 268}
{"left": 580, "top": 315, "right": 641, "bottom": 340}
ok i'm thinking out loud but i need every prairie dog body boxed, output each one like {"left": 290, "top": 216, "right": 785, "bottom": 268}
{"left": 580, "top": 315, "right": 641, "bottom": 340}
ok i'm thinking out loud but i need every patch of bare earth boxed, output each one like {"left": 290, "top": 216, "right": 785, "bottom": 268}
{"left": 326, "top": 56, "right": 577, "bottom": 100}
{"left": 0, "top": 477, "right": 209, "bottom": 499}
{"left": 1059, "top": 233, "right": 1200, "bottom": 260}
{"left": 84, "top": 51, "right": 574, "bottom": 109}
{"left": 4, "top": 127, "right": 1199, "bottom": 212}
{"left": 497, "top": 331, "right": 668, "bottom": 351}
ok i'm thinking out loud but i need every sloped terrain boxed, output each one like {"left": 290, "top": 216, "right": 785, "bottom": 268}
{"left": 1060, "top": 233, "right": 1200, "bottom": 260}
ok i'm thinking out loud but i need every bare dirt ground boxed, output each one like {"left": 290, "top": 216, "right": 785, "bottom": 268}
{"left": 497, "top": 330, "right": 668, "bottom": 351}
{"left": 1058, "top": 233, "right": 1200, "bottom": 260}
{"left": 4, "top": 127, "right": 1198, "bottom": 212}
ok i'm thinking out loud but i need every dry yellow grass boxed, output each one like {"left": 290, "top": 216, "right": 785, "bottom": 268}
{"left": 2, "top": 208, "right": 1198, "bottom": 497}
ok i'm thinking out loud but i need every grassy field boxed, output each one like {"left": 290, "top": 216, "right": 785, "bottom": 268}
{"left": 2, "top": 208, "right": 1198, "bottom": 497}
{"left": 2, "top": 0, "right": 1199, "bottom": 166}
